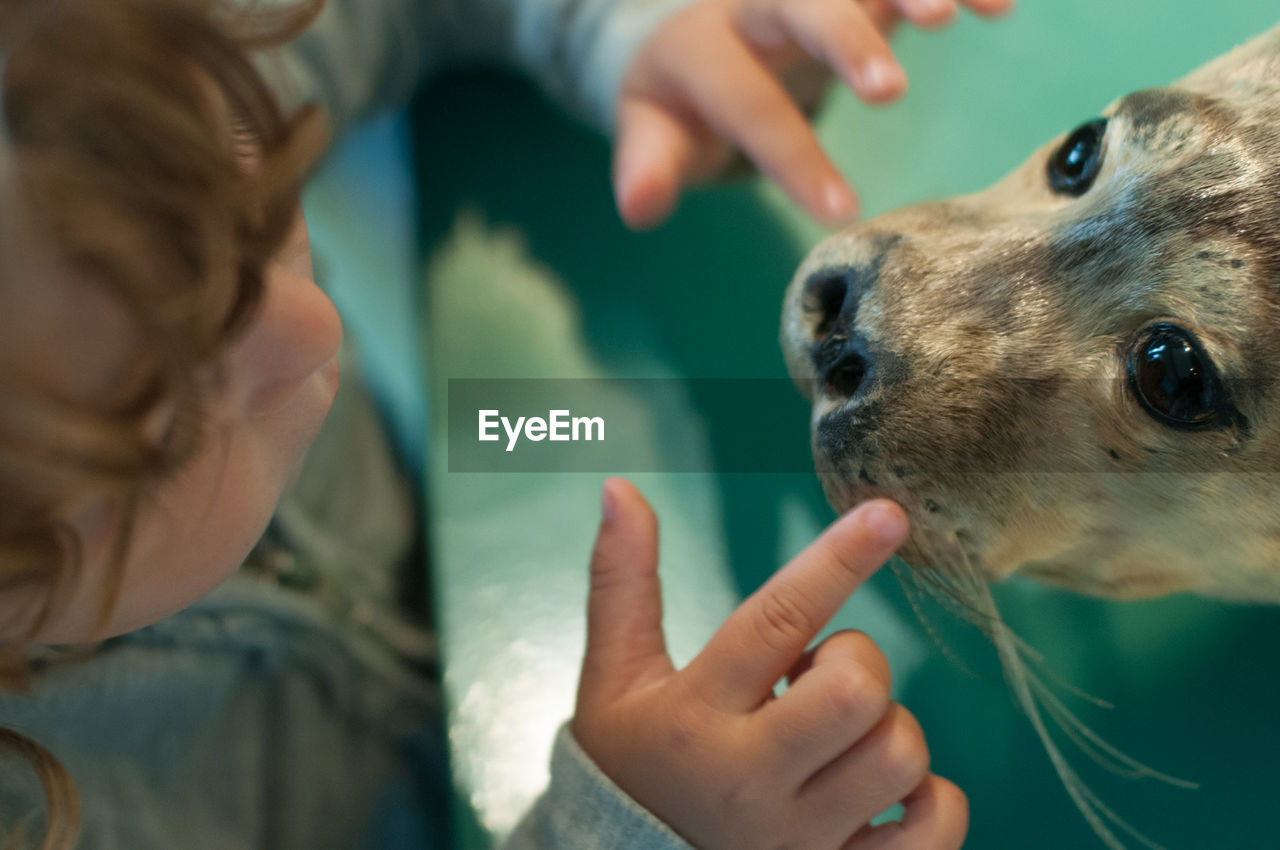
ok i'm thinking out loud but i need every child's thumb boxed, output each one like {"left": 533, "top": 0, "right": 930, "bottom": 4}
{"left": 579, "top": 477, "right": 673, "bottom": 703}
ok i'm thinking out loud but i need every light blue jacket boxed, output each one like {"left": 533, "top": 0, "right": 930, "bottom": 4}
{"left": 0, "top": 0, "right": 695, "bottom": 847}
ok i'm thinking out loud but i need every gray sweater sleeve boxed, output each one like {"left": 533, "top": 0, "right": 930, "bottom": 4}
{"left": 503, "top": 723, "right": 697, "bottom": 850}
{"left": 252, "top": 0, "right": 691, "bottom": 137}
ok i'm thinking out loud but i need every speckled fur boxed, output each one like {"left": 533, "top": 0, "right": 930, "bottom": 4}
{"left": 782, "top": 24, "right": 1280, "bottom": 602}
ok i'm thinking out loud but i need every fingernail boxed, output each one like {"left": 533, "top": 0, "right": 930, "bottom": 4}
{"left": 912, "top": 0, "right": 955, "bottom": 20}
{"left": 863, "top": 501, "right": 908, "bottom": 546}
{"left": 600, "top": 480, "right": 617, "bottom": 524}
{"left": 859, "top": 58, "right": 905, "bottom": 97}
{"left": 822, "top": 182, "right": 857, "bottom": 221}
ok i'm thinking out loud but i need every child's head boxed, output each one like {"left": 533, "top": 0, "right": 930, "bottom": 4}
{"left": 0, "top": 0, "right": 334, "bottom": 655}
{"left": 0, "top": 0, "right": 334, "bottom": 840}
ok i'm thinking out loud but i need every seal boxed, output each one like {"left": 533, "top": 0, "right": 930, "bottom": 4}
{"left": 780, "top": 23, "right": 1280, "bottom": 850}
{"left": 783, "top": 23, "right": 1280, "bottom": 605}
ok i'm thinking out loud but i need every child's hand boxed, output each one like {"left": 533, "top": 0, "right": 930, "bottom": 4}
{"left": 614, "top": 0, "right": 1013, "bottom": 229}
{"left": 572, "top": 478, "right": 967, "bottom": 850}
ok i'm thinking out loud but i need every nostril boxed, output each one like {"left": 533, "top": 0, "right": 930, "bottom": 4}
{"left": 825, "top": 350, "right": 868, "bottom": 398}
{"left": 807, "top": 272, "right": 850, "bottom": 340}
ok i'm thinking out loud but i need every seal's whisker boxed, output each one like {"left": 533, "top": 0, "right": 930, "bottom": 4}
{"left": 1020, "top": 647, "right": 1115, "bottom": 711}
{"left": 901, "top": 552, "right": 998, "bottom": 630}
{"left": 898, "top": 535, "right": 1191, "bottom": 850}
{"left": 999, "top": 624, "right": 1114, "bottom": 711}
{"left": 939, "top": 545, "right": 1193, "bottom": 786}
{"left": 979, "top": 581, "right": 1169, "bottom": 850}
{"left": 1029, "top": 675, "right": 1198, "bottom": 789}
{"left": 890, "top": 560, "right": 977, "bottom": 677}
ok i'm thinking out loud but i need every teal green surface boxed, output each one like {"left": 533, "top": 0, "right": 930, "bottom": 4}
{"left": 407, "top": 4, "right": 1280, "bottom": 850}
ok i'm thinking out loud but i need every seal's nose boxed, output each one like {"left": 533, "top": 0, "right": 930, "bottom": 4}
{"left": 820, "top": 337, "right": 872, "bottom": 399}
{"left": 802, "top": 266, "right": 878, "bottom": 400}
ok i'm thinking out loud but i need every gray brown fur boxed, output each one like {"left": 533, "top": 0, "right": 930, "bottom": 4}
{"left": 781, "top": 24, "right": 1280, "bottom": 602}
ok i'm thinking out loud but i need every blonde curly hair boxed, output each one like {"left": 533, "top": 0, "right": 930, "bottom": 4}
{"left": 0, "top": 0, "right": 328, "bottom": 845}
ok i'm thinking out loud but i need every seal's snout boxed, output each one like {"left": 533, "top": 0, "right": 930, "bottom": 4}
{"left": 799, "top": 264, "right": 879, "bottom": 401}
{"left": 782, "top": 21, "right": 1280, "bottom": 635}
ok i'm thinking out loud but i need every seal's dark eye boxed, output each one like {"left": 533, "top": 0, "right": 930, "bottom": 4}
{"left": 1126, "top": 324, "right": 1224, "bottom": 429}
{"left": 1048, "top": 118, "right": 1108, "bottom": 196}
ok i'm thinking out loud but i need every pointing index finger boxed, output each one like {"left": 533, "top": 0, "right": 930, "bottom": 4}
{"left": 670, "top": 22, "right": 857, "bottom": 223}
{"left": 683, "top": 500, "right": 909, "bottom": 713}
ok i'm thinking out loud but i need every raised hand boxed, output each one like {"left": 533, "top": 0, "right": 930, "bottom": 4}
{"left": 572, "top": 477, "right": 967, "bottom": 850}
{"left": 613, "top": 0, "right": 1013, "bottom": 229}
